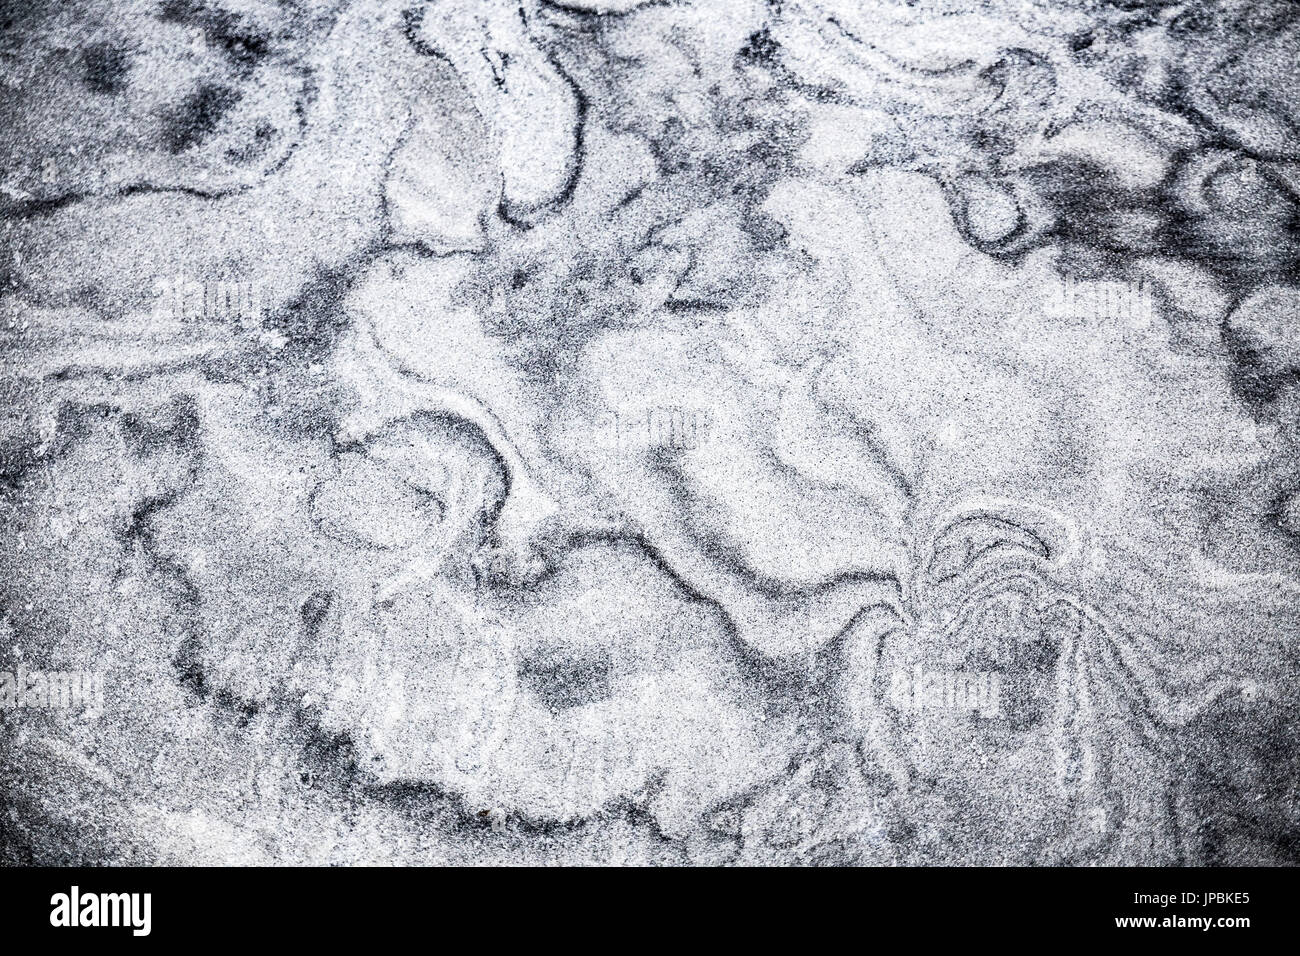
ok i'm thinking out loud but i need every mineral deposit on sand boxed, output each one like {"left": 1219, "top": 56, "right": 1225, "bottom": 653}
{"left": 1, "top": 0, "right": 1298, "bottom": 866}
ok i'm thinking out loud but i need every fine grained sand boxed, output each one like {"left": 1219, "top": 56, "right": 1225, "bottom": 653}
{"left": 1, "top": 0, "right": 1299, "bottom": 865}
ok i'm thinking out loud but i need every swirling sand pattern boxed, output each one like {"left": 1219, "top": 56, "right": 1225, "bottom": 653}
{"left": 0, "top": 0, "right": 1297, "bottom": 865}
